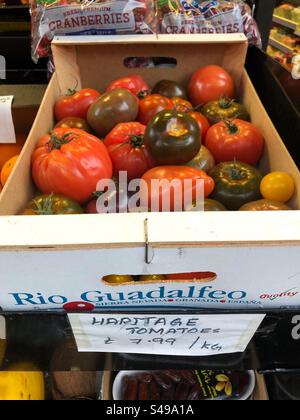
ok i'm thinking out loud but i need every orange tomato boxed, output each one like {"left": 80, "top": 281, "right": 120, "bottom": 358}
{"left": 0, "top": 133, "right": 26, "bottom": 170}
{"left": 1, "top": 155, "right": 19, "bottom": 187}
{"left": 0, "top": 144, "right": 22, "bottom": 170}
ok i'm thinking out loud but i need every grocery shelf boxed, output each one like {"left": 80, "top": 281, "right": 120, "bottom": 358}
{"left": 273, "top": 14, "right": 299, "bottom": 32}
{"left": 269, "top": 37, "right": 295, "bottom": 54}
{"left": 1, "top": 310, "right": 300, "bottom": 373}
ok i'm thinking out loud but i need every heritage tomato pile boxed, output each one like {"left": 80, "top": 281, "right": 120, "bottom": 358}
{"left": 23, "top": 65, "right": 295, "bottom": 215}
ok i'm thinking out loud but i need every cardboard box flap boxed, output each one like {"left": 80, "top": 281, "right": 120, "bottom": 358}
{"left": 51, "top": 34, "right": 248, "bottom": 95}
{"left": 0, "top": 211, "right": 300, "bottom": 249}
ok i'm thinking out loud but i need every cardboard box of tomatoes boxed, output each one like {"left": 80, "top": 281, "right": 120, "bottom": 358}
{"left": 0, "top": 34, "right": 299, "bottom": 312}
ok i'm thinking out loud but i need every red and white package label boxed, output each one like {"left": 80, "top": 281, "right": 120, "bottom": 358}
{"left": 161, "top": 9, "right": 243, "bottom": 35}
{"left": 38, "top": 3, "right": 141, "bottom": 35}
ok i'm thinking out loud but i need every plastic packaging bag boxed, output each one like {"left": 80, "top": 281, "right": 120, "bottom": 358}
{"left": 31, "top": 0, "right": 156, "bottom": 62}
{"left": 156, "top": 0, "right": 261, "bottom": 47}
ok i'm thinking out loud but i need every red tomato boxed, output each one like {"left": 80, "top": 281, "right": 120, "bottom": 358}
{"left": 141, "top": 166, "right": 215, "bottom": 212}
{"left": 205, "top": 119, "right": 264, "bottom": 165}
{"left": 106, "top": 75, "right": 150, "bottom": 98}
{"left": 32, "top": 128, "right": 113, "bottom": 204}
{"left": 86, "top": 199, "right": 97, "bottom": 214}
{"left": 104, "top": 122, "right": 155, "bottom": 180}
{"left": 138, "top": 95, "right": 174, "bottom": 125}
{"left": 54, "top": 88, "right": 101, "bottom": 121}
{"left": 166, "top": 272, "right": 217, "bottom": 281}
{"left": 188, "top": 111, "right": 210, "bottom": 141}
{"left": 188, "top": 65, "right": 235, "bottom": 106}
{"left": 172, "top": 97, "right": 193, "bottom": 113}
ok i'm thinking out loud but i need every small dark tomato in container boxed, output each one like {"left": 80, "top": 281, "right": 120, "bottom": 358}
{"left": 87, "top": 89, "right": 139, "bottom": 138}
{"left": 144, "top": 110, "right": 201, "bottom": 165}
{"left": 187, "top": 145, "right": 215, "bottom": 173}
{"left": 209, "top": 161, "right": 263, "bottom": 210}
{"left": 55, "top": 117, "right": 93, "bottom": 133}
{"left": 152, "top": 80, "right": 187, "bottom": 99}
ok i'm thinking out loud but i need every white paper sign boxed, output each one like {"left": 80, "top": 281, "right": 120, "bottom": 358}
{"left": 0, "top": 316, "right": 6, "bottom": 340}
{"left": 0, "top": 96, "right": 16, "bottom": 144}
{"left": 68, "top": 313, "right": 265, "bottom": 356}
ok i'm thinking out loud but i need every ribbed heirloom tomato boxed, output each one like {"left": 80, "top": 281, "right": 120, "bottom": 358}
{"left": 32, "top": 128, "right": 113, "bottom": 204}
{"left": 104, "top": 122, "right": 155, "bottom": 180}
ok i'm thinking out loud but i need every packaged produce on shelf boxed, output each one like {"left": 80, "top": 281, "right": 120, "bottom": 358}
{"left": 30, "top": 0, "right": 157, "bottom": 61}
{"left": 157, "top": 0, "right": 261, "bottom": 46}
{"left": 267, "top": 45, "right": 294, "bottom": 71}
{"left": 30, "top": 0, "right": 262, "bottom": 61}
{"left": 275, "top": 2, "right": 300, "bottom": 24}
{"left": 112, "top": 370, "right": 256, "bottom": 401}
{"left": 270, "top": 26, "right": 299, "bottom": 49}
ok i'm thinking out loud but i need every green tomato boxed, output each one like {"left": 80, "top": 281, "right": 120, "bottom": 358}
{"left": 144, "top": 110, "right": 201, "bottom": 165}
{"left": 209, "top": 161, "right": 263, "bottom": 210}
{"left": 20, "top": 194, "right": 83, "bottom": 215}
{"left": 188, "top": 146, "right": 215, "bottom": 173}
{"left": 202, "top": 98, "right": 250, "bottom": 125}
{"left": 87, "top": 89, "right": 139, "bottom": 137}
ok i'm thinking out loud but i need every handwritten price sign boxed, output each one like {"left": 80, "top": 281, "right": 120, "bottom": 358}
{"left": 68, "top": 313, "right": 265, "bottom": 356}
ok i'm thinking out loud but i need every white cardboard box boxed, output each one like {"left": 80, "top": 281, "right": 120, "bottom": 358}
{"left": 0, "top": 34, "right": 299, "bottom": 312}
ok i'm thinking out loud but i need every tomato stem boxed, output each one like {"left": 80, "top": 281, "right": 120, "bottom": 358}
{"left": 219, "top": 97, "right": 235, "bottom": 109}
{"left": 33, "top": 194, "right": 55, "bottom": 215}
{"left": 66, "top": 80, "right": 79, "bottom": 96}
{"left": 137, "top": 89, "right": 151, "bottom": 99}
{"left": 230, "top": 163, "right": 246, "bottom": 180}
{"left": 48, "top": 132, "right": 78, "bottom": 150}
{"left": 221, "top": 117, "right": 239, "bottom": 134}
{"left": 130, "top": 135, "right": 144, "bottom": 148}
{"left": 92, "top": 191, "right": 104, "bottom": 199}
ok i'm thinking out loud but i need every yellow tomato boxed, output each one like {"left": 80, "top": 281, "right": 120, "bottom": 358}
{"left": 260, "top": 172, "right": 295, "bottom": 203}
{"left": 139, "top": 275, "right": 166, "bottom": 281}
{"left": 103, "top": 275, "right": 133, "bottom": 284}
